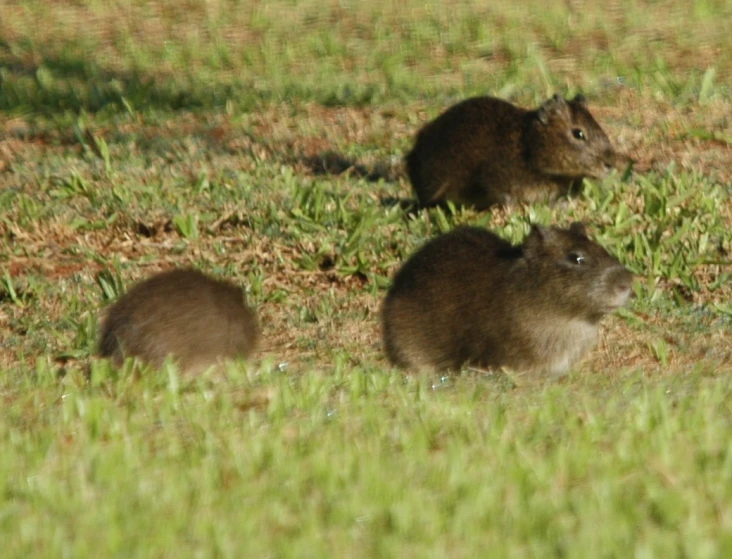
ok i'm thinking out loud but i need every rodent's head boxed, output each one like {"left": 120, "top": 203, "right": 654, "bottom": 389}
{"left": 523, "top": 222, "right": 633, "bottom": 321}
{"left": 525, "top": 94, "right": 621, "bottom": 179}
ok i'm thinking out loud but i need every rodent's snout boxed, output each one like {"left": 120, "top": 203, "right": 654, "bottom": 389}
{"left": 604, "top": 151, "right": 633, "bottom": 175}
{"left": 589, "top": 153, "right": 617, "bottom": 179}
{"left": 608, "top": 267, "right": 634, "bottom": 309}
{"left": 595, "top": 264, "right": 634, "bottom": 313}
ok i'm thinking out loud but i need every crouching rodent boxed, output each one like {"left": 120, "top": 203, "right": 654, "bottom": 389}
{"left": 98, "top": 268, "right": 259, "bottom": 375}
{"left": 382, "top": 223, "right": 633, "bottom": 376}
{"left": 405, "top": 94, "right": 625, "bottom": 209}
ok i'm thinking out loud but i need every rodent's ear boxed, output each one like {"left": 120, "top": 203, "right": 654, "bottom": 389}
{"left": 529, "top": 224, "right": 549, "bottom": 239}
{"left": 572, "top": 94, "right": 588, "bottom": 108}
{"left": 524, "top": 224, "right": 554, "bottom": 255}
{"left": 569, "top": 222, "right": 588, "bottom": 237}
{"left": 537, "top": 95, "right": 568, "bottom": 125}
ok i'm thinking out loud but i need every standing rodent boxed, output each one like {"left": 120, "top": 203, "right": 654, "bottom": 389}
{"left": 405, "top": 94, "right": 624, "bottom": 209}
{"left": 382, "top": 223, "right": 633, "bottom": 376}
{"left": 99, "top": 268, "right": 259, "bottom": 375}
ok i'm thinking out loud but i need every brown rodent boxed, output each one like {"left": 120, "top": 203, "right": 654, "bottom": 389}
{"left": 98, "top": 268, "right": 259, "bottom": 375}
{"left": 382, "top": 223, "right": 633, "bottom": 376}
{"left": 405, "top": 94, "right": 624, "bottom": 209}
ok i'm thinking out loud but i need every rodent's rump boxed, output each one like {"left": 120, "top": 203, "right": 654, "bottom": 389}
{"left": 405, "top": 94, "right": 625, "bottom": 210}
{"left": 99, "top": 268, "right": 259, "bottom": 374}
{"left": 382, "top": 223, "right": 633, "bottom": 376}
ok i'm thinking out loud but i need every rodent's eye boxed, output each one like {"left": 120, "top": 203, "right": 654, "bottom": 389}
{"left": 572, "top": 128, "right": 586, "bottom": 141}
{"left": 568, "top": 252, "right": 585, "bottom": 265}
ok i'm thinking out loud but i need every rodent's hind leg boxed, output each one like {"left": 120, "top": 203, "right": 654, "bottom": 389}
{"left": 466, "top": 164, "right": 511, "bottom": 209}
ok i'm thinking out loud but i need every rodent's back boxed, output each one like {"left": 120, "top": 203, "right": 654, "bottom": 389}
{"left": 385, "top": 226, "right": 517, "bottom": 303}
{"left": 99, "top": 268, "right": 259, "bottom": 373}
{"left": 409, "top": 96, "right": 526, "bottom": 154}
{"left": 382, "top": 223, "right": 632, "bottom": 374}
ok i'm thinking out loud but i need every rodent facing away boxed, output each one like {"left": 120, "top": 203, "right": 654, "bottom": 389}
{"left": 382, "top": 223, "right": 633, "bottom": 376}
{"left": 99, "top": 268, "right": 259, "bottom": 375}
{"left": 405, "top": 94, "right": 624, "bottom": 209}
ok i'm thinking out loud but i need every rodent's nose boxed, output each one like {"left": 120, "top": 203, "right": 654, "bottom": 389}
{"left": 616, "top": 267, "right": 633, "bottom": 286}
{"left": 615, "top": 270, "right": 634, "bottom": 300}
{"left": 597, "top": 155, "right": 617, "bottom": 177}
{"left": 606, "top": 266, "right": 633, "bottom": 305}
{"left": 619, "top": 281, "right": 634, "bottom": 299}
{"left": 606, "top": 152, "right": 633, "bottom": 173}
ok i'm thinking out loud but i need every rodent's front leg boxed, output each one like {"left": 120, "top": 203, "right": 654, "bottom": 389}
{"left": 466, "top": 162, "right": 514, "bottom": 209}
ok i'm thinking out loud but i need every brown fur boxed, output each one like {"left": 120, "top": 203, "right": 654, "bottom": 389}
{"left": 382, "top": 223, "right": 633, "bottom": 376}
{"left": 99, "top": 268, "right": 259, "bottom": 375}
{"left": 405, "top": 94, "right": 625, "bottom": 209}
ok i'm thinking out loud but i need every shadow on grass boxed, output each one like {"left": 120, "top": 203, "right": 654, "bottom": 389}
{"left": 298, "top": 150, "right": 400, "bottom": 183}
{"left": 0, "top": 38, "right": 393, "bottom": 116}
{"left": 0, "top": 39, "right": 272, "bottom": 115}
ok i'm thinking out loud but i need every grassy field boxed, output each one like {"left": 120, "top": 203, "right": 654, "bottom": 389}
{"left": 1, "top": 1, "right": 731, "bottom": 557}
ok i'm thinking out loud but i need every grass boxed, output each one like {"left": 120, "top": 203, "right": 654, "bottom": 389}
{"left": 4, "top": 364, "right": 731, "bottom": 558}
{"left": 1, "top": 0, "right": 731, "bottom": 557}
